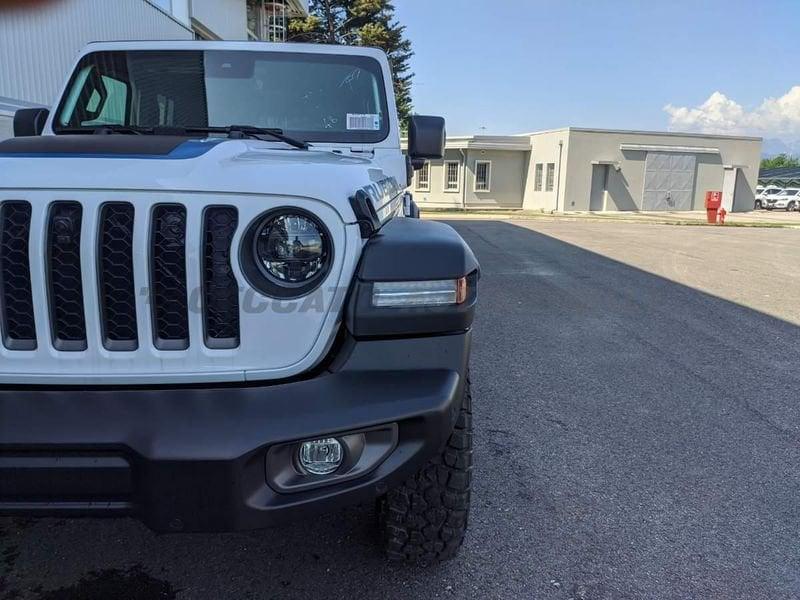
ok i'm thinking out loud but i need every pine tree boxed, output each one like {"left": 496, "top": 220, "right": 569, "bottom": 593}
{"left": 288, "top": 0, "right": 414, "bottom": 127}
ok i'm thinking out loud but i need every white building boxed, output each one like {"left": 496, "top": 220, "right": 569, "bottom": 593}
{"left": 0, "top": 0, "right": 308, "bottom": 138}
{"left": 408, "top": 128, "right": 762, "bottom": 213}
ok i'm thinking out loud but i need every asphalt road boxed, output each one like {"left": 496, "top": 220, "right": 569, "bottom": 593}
{"left": 2, "top": 220, "right": 800, "bottom": 599}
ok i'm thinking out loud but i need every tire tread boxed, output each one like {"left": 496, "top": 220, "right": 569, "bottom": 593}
{"left": 378, "top": 374, "right": 473, "bottom": 566}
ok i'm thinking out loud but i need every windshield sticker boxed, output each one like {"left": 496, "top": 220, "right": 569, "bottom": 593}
{"left": 347, "top": 114, "right": 380, "bottom": 131}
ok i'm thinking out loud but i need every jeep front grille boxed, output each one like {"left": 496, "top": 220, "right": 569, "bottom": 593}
{"left": 0, "top": 199, "right": 241, "bottom": 354}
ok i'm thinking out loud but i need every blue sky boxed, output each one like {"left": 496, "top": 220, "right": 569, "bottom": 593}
{"left": 394, "top": 0, "right": 800, "bottom": 146}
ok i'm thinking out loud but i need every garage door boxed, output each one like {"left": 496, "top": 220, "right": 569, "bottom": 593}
{"left": 642, "top": 152, "right": 696, "bottom": 211}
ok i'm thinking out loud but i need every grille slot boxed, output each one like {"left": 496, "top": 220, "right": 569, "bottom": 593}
{"left": 47, "top": 202, "right": 86, "bottom": 351}
{"left": 150, "top": 204, "right": 189, "bottom": 350}
{"left": 202, "top": 207, "right": 240, "bottom": 349}
{"left": 98, "top": 203, "right": 138, "bottom": 351}
{"left": 0, "top": 201, "right": 36, "bottom": 350}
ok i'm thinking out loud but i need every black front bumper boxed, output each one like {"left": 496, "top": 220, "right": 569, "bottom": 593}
{"left": 0, "top": 333, "right": 470, "bottom": 532}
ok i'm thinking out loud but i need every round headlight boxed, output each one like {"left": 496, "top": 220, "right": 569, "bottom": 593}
{"left": 256, "top": 214, "right": 328, "bottom": 285}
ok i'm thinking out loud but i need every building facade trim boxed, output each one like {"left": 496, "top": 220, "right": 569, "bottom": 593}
{"left": 620, "top": 143, "right": 721, "bottom": 154}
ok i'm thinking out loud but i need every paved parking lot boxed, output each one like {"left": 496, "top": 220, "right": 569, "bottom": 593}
{"left": 424, "top": 208, "right": 800, "bottom": 228}
{"left": 2, "top": 220, "right": 799, "bottom": 599}
{"left": 598, "top": 209, "right": 800, "bottom": 226}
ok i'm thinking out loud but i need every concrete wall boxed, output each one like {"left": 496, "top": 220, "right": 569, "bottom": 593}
{"left": 562, "top": 130, "right": 762, "bottom": 212}
{"left": 522, "top": 129, "right": 570, "bottom": 211}
{"left": 0, "top": 0, "right": 193, "bottom": 108}
{"left": 412, "top": 149, "right": 464, "bottom": 209}
{"left": 412, "top": 149, "right": 529, "bottom": 209}
{"left": 464, "top": 149, "right": 528, "bottom": 208}
{"left": 728, "top": 140, "right": 763, "bottom": 212}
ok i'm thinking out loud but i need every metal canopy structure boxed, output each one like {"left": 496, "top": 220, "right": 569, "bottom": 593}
{"left": 759, "top": 167, "right": 800, "bottom": 187}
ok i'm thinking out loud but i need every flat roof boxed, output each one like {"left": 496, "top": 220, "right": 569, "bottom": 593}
{"left": 401, "top": 135, "right": 531, "bottom": 152}
{"left": 519, "top": 127, "right": 762, "bottom": 142}
{"left": 401, "top": 127, "right": 761, "bottom": 153}
{"left": 619, "top": 143, "right": 720, "bottom": 154}
{"left": 445, "top": 135, "right": 532, "bottom": 151}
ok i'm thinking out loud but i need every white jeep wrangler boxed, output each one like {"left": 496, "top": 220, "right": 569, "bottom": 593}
{"left": 0, "top": 41, "right": 478, "bottom": 565}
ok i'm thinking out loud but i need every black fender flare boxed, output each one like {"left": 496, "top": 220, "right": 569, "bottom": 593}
{"left": 346, "top": 218, "right": 480, "bottom": 338}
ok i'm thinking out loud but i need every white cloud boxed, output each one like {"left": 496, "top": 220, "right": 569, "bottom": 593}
{"left": 664, "top": 86, "right": 800, "bottom": 140}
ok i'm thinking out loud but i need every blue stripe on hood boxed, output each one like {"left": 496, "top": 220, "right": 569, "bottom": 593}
{"left": 0, "top": 139, "right": 225, "bottom": 160}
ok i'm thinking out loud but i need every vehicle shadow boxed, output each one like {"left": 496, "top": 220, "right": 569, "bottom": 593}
{"left": 2, "top": 219, "right": 799, "bottom": 600}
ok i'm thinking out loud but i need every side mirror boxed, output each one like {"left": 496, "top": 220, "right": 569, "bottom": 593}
{"left": 14, "top": 108, "right": 50, "bottom": 137}
{"left": 407, "top": 115, "right": 445, "bottom": 169}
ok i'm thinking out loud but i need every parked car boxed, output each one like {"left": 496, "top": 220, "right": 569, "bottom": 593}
{"left": 765, "top": 188, "right": 800, "bottom": 211}
{"left": 0, "top": 41, "right": 479, "bottom": 565}
{"left": 755, "top": 186, "right": 783, "bottom": 209}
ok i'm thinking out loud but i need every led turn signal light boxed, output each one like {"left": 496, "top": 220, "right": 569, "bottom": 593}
{"left": 371, "top": 277, "right": 468, "bottom": 308}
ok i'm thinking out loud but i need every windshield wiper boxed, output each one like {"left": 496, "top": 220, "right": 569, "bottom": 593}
{"left": 56, "top": 124, "right": 310, "bottom": 149}
{"left": 185, "top": 125, "right": 310, "bottom": 150}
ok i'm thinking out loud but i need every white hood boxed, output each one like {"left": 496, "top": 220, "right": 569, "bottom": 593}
{"left": 0, "top": 138, "right": 403, "bottom": 221}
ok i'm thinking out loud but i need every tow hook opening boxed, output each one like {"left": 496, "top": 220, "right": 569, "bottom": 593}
{"left": 265, "top": 424, "right": 398, "bottom": 493}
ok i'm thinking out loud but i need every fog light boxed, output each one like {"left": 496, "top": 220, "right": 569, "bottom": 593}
{"left": 299, "top": 438, "right": 343, "bottom": 475}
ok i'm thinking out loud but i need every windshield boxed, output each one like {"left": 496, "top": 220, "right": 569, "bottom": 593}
{"left": 54, "top": 50, "right": 390, "bottom": 144}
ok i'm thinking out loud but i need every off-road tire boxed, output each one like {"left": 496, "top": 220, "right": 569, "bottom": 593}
{"left": 377, "top": 374, "right": 472, "bottom": 566}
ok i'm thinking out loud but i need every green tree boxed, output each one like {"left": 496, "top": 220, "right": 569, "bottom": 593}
{"left": 761, "top": 153, "right": 800, "bottom": 170}
{"left": 288, "top": 0, "right": 414, "bottom": 127}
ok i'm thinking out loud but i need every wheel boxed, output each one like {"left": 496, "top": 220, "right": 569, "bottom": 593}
{"left": 377, "top": 373, "right": 473, "bottom": 565}
{"left": 755, "top": 201, "right": 762, "bottom": 210}
{"left": 787, "top": 202, "right": 796, "bottom": 212}
{"left": 766, "top": 207, "right": 773, "bottom": 211}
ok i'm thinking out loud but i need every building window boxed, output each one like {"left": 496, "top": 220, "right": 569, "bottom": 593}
{"left": 474, "top": 161, "right": 492, "bottom": 192}
{"left": 545, "top": 163, "right": 555, "bottom": 192}
{"left": 415, "top": 162, "right": 430, "bottom": 192}
{"left": 444, "top": 161, "right": 460, "bottom": 192}
{"left": 534, "top": 163, "right": 544, "bottom": 191}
